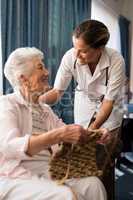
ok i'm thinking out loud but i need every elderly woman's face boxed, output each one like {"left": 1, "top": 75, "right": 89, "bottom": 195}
{"left": 72, "top": 36, "right": 102, "bottom": 65}
{"left": 26, "top": 57, "right": 49, "bottom": 94}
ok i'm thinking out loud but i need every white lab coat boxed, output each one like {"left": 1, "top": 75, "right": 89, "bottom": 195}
{"left": 54, "top": 47, "right": 126, "bottom": 130}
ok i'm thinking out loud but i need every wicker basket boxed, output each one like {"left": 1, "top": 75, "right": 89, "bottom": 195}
{"left": 49, "top": 131, "right": 103, "bottom": 183}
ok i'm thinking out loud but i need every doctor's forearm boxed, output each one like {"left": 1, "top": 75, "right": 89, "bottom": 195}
{"left": 89, "top": 100, "right": 114, "bottom": 129}
{"left": 39, "top": 88, "right": 64, "bottom": 105}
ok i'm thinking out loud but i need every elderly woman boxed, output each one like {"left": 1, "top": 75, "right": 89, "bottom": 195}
{"left": 0, "top": 47, "right": 107, "bottom": 200}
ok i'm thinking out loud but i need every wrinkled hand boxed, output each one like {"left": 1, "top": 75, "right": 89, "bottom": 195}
{"left": 60, "top": 124, "right": 88, "bottom": 144}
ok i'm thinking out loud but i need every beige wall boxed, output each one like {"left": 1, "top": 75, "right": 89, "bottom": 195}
{"left": 102, "top": 0, "right": 122, "bottom": 13}
{"left": 102, "top": 0, "right": 133, "bottom": 92}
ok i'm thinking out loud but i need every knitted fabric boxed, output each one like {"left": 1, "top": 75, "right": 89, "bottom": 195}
{"left": 49, "top": 131, "right": 103, "bottom": 183}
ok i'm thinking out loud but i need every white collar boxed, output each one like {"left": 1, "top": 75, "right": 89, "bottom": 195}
{"left": 14, "top": 90, "right": 31, "bottom": 108}
{"left": 98, "top": 48, "right": 110, "bottom": 70}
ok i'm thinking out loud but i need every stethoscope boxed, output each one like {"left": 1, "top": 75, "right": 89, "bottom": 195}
{"left": 73, "top": 58, "right": 110, "bottom": 101}
{"left": 74, "top": 59, "right": 77, "bottom": 69}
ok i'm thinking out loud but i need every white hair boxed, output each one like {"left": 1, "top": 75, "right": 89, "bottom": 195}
{"left": 4, "top": 47, "right": 44, "bottom": 89}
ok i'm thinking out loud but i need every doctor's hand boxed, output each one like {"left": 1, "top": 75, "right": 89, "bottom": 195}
{"left": 59, "top": 124, "right": 88, "bottom": 144}
{"left": 97, "top": 128, "right": 111, "bottom": 144}
{"left": 87, "top": 127, "right": 111, "bottom": 145}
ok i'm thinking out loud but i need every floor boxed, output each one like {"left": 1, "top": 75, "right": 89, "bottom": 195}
{"left": 115, "top": 153, "right": 133, "bottom": 200}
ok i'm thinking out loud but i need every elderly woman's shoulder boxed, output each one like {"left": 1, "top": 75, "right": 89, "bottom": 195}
{"left": 0, "top": 93, "right": 14, "bottom": 100}
{"left": 0, "top": 93, "right": 18, "bottom": 109}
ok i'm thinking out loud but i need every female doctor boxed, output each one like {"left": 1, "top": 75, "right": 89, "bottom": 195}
{"left": 40, "top": 19, "right": 125, "bottom": 140}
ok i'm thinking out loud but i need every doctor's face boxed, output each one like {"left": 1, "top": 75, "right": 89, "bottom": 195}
{"left": 72, "top": 36, "right": 102, "bottom": 65}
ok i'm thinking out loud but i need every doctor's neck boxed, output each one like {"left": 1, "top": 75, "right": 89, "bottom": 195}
{"left": 88, "top": 50, "right": 102, "bottom": 74}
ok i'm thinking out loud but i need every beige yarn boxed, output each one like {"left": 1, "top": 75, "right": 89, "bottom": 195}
{"left": 49, "top": 130, "right": 103, "bottom": 184}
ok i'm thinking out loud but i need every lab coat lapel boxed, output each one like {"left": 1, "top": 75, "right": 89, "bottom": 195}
{"left": 88, "top": 48, "right": 110, "bottom": 85}
{"left": 90, "top": 66, "right": 101, "bottom": 83}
